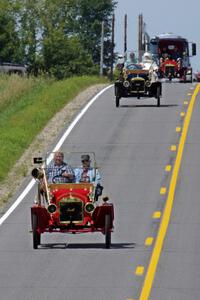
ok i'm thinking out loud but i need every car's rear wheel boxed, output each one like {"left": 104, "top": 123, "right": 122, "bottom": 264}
{"left": 105, "top": 214, "right": 111, "bottom": 249}
{"left": 156, "top": 86, "right": 161, "bottom": 107}
{"left": 32, "top": 214, "right": 40, "bottom": 249}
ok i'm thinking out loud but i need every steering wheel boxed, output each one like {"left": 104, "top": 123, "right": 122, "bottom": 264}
{"left": 52, "top": 175, "right": 63, "bottom": 183}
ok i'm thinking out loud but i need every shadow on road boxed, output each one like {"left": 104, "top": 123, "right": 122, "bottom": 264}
{"left": 38, "top": 242, "right": 136, "bottom": 250}
{"left": 119, "top": 104, "right": 178, "bottom": 108}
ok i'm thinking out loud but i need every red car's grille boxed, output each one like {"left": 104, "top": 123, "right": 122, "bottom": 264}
{"left": 59, "top": 198, "right": 83, "bottom": 223}
{"left": 165, "top": 65, "right": 175, "bottom": 77}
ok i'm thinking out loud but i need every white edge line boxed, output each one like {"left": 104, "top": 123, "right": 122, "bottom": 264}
{"left": 0, "top": 84, "right": 113, "bottom": 226}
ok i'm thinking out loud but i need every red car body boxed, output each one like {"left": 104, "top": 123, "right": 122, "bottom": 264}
{"left": 31, "top": 159, "right": 114, "bottom": 249}
{"left": 160, "top": 59, "right": 179, "bottom": 80}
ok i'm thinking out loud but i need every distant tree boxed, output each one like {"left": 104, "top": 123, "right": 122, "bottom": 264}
{"left": 0, "top": 0, "right": 22, "bottom": 63}
{"left": 17, "top": 0, "right": 42, "bottom": 74}
{"left": 40, "top": 0, "right": 95, "bottom": 78}
{"left": 0, "top": 0, "right": 116, "bottom": 77}
{"left": 71, "top": 0, "right": 116, "bottom": 66}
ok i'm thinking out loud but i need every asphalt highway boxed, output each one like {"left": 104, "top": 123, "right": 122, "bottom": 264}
{"left": 0, "top": 82, "right": 199, "bottom": 300}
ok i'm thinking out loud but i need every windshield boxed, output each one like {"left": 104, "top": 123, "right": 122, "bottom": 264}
{"left": 125, "top": 63, "right": 143, "bottom": 70}
{"left": 150, "top": 38, "right": 189, "bottom": 60}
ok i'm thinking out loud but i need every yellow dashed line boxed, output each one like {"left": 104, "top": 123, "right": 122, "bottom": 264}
{"left": 176, "top": 127, "right": 181, "bottom": 132}
{"left": 165, "top": 165, "right": 172, "bottom": 172}
{"left": 160, "top": 187, "right": 167, "bottom": 195}
{"left": 184, "top": 101, "right": 189, "bottom": 105}
{"left": 152, "top": 211, "right": 161, "bottom": 219}
{"left": 135, "top": 266, "right": 144, "bottom": 276}
{"left": 180, "top": 112, "right": 185, "bottom": 117}
{"left": 170, "top": 145, "right": 177, "bottom": 151}
{"left": 145, "top": 237, "right": 154, "bottom": 246}
{"left": 187, "top": 93, "right": 192, "bottom": 96}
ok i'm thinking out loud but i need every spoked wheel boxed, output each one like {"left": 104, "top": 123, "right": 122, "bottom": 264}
{"left": 156, "top": 86, "right": 161, "bottom": 107}
{"left": 32, "top": 214, "right": 41, "bottom": 249}
{"left": 105, "top": 214, "right": 111, "bottom": 249}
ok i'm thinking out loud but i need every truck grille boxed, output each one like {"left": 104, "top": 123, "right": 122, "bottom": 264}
{"left": 59, "top": 198, "right": 83, "bottom": 223}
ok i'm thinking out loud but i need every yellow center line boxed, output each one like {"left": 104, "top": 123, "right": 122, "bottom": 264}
{"left": 180, "top": 112, "right": 185, "bottom": 117}
{"left": 170, "top": 145, "right": 177, "bottom": 151}
{"left": 139, "top": 84, "right": 200, "bottom": 300}
{"left": 145, "top": 237, "right": 154, "bottom": 246}
{"left": 135, "top": 266, "right": 145, "bottom": 276}
{"left": 165, "top": 165, "right": 172, "bottom": 172}
{"left": 176, "top": 127, "right": 181, "bottom": 132}
{"left": 152, "top": 211, "right": 161, "bottom": 219}
{"left": 160, "top": 187, "right": 167, "bottom": 195}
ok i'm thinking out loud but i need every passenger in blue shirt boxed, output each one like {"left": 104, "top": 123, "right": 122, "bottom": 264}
{"left": 74, "top": 154, "right": 101, "bottom": 184}
{"left": 74, "top": 154, "right": 103, "bottom": 201}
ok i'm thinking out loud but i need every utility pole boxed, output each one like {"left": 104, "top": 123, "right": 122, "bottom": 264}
{"left": 124, "top": 14, "right": 127, "bottom": 54}
{"left": 100, "top": 21, "right": 104, "bottom": 76}
{"left": 143, "top": 22, "right": 150, "bottom": 51}
{"left": 110, "top": 14, "right": 115, "bottom": 80}
{"left": 138, "top": 13, "right": 143, "bottom": 61}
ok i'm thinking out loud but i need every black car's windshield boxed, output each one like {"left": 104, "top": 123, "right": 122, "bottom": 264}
{"left": 125, "top": 63, "right": 143, "bottom": 70}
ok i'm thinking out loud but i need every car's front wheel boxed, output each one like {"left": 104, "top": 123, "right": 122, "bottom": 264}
{"left": 156, "top": 86, "right": 161, "bottom": 107}
{"left": 115, "top": 86, "right": 120, "bottom": 107}
{"left": 116, "top": 96, "right": 120, "bottom": 107}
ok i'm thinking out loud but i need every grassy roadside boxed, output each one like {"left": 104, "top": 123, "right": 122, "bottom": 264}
{"left": 0, "top": 74, "right": 109, "bottom": 183}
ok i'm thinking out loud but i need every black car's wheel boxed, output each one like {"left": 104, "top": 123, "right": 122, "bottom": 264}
{"left": 116, "top": 96, "right": 120, "bottom": 107}
{"left": 32, "top": 214, "right": 40, "bottom": 249}
{"left": 156, "top": 86, "right": 161, "bottom": 107}
{"left": 115, "top": 86, "right": 120, "bottom": 107}
{"left": 105, "top": 214, "right": 111, "bottom": 249}
{"left": 183, "top": 70, "right": 187, "bottom": 83}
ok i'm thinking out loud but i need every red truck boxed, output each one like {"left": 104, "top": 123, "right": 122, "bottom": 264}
{"left": 149, "top": 33, "right": 196, "bottom": 82}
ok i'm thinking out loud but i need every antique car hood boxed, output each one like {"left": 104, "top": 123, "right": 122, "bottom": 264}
{"left": 125, "top": 69, "right": 149, "bottom": 75}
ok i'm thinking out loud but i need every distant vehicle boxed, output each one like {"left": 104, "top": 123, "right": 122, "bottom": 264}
{"left": 114, "top": 59, "right": 162, "bottom": 107}
{"left": 0, "top": 62, "right": 26, "bottom": 75}
{"left": 194, "top": 71, "right": 200, "bottom": 82}
{"left": 31, "top": 152, "right": 114, "bottom": 249}
{"left": 114, "top": 54, "right": 125, "bottom": 73}
{"left": 149, "top": 33, "right": 196, "bottom": 82}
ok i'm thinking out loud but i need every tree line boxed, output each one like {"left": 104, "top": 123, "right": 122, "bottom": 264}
{"left": 0, "top": 0, "right": 116, "bottom": 79}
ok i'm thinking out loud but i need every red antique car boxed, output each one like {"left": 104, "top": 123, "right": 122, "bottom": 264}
{"left": 31, "top": 153, "right": 114, "bottom": 249}
{"left": 160, "top": 58, "right": 179, "bottom": 81}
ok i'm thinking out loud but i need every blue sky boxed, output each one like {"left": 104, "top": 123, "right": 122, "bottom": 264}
{"left": 114, "top": 0, "right": 200, "bottom": 71}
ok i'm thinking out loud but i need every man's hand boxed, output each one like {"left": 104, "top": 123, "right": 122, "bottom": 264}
{"left": 62, "top": 171, "right": 74, "bottom": 179}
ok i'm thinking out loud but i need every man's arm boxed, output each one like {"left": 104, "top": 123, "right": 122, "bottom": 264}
{"left": 61, "top": 164, "right": 75, "bottom": 181}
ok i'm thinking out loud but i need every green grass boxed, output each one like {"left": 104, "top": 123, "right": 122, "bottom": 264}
{"left": 0, "top": 75, "right": 108, "bottom": 182}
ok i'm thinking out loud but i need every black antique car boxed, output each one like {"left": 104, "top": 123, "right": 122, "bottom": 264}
{"left": 114, "top": 63, "right": 162, "bottom": 107}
